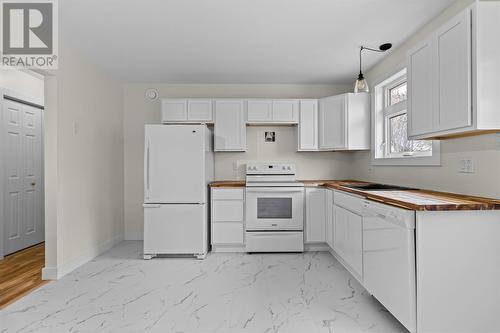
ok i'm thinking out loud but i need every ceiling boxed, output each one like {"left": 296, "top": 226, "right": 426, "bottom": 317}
{"left": 60, "top": 0, "right": 454, "bottom": 84}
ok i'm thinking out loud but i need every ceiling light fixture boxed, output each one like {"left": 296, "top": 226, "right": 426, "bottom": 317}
{"left": 354, "top": 43, "right": 392, "bottom": 93}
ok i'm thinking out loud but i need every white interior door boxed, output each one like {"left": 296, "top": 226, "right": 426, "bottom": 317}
{"left": 145, "top": 125, "right": 205, "bottom": 203}
{"left": 2, "top": 99, "right": 43, "bottom": 255}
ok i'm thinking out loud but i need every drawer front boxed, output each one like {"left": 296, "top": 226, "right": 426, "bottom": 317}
{"left": 213, "top": 200, "right": 244, "bottom": 221}
{"left": 212, "top": 188, "right": 244, "bottom": 200}
{"left": 246, "top": 232, "right": 304, "bottom": 252}
{"left": 212, "top": 222, "right": 244, "bottom": 245}
{"left": 334, "top": 190, "right": 363, "bottom": 214}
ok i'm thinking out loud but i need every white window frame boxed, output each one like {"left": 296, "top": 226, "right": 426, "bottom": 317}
{"left": 371, "top": 64, "right": 440, "bottom": 166}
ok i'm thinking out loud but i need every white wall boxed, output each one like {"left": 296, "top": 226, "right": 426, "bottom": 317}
{"left": 351, "top": 0, "right": 500, "bottom": 199}
{"left": 0, "top": 69, "right": 44, "bottom": 105}
{"left": 123, "top": 83, "right": 351, "bottom": 239}
{"left": 43, "top": 44, "right": 124, "bottom": 279}
{"left": 216, "top": 126, "right": 354, "bottom": 180}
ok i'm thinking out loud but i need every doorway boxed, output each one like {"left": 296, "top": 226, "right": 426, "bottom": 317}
{"left": 0, "top": 69, "right": 46, "bottom": 308}
{"left": 2, "top": 97, "right": 44, "bottom": 255}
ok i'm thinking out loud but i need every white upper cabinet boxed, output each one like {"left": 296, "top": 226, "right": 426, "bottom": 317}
{"left": 247, "top": 99, "right": 299, "bottom": 124}
{"left": 161, "top": 99, "right": 187, "bottom": 122}
{"left": 187, "top": 99, "right": 213, "bottom": 122}
{"left": 297, "top": 100, "right": 318, "bottom": 151}
{"left": 319, "top": 93, "right": 370, "bottom": 150}
{"left": 272, "top": 100, "right": 299, "bottom": 123}
{"left": 435, "top": 9, "right": 472, "bottom": 132}
{"left": 407, "top": 37, "right": 434, "bottom": 137}
{"left": 162, "top": 99, "right": 213, "bottom": 123}
{"left": 214, "top": 100, "right": 246, "bottom": 151}
{"left": 319, "top": 94, "right": 345, "bottom": 149}
{"left": 407, "top": 2, "right": 500, "bottom": 139}
{"left": 247, "top": 100, "right": 273, "bottom": 122}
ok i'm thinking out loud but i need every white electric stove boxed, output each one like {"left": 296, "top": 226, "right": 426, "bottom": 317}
{"left": 245, "top": 163, "right": 304, "bottom": 252}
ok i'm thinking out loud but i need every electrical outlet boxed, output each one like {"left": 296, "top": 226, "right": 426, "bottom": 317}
{"left": 459, "top": 159, "right": 474, "bottom": 173}
{"left": 233, "top": 161, "right": 238, "bottom": 171}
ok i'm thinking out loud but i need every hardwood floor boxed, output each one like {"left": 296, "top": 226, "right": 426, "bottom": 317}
{"left": 0, "top": 243, "right": 48, "bottom": 309}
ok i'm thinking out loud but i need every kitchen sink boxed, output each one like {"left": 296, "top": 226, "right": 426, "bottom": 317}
{"left": 342, "top": 183, "right": 414, "bottom": 191}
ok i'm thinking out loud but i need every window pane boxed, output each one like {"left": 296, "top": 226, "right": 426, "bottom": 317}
{"left": 389, "top": 113, "right": 432, "bottom": 154}
{"left": 389, "top": 82, "right": 407, "bottom": 105}
{"left": 390, "top": 113, "right": 412, "bottom": 153}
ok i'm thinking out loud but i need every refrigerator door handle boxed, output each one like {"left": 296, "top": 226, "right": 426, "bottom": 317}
{"left": 145, "top": 140, "right": 150, "bottom": 198}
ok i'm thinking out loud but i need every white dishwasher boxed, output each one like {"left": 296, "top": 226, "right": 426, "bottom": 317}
{"left": 361, "top": 199, "right": 416, "bottom": 333}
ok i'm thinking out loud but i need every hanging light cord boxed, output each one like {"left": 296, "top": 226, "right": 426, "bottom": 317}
{"left": 359, "top": 46, "right": 388, "bottom": 75}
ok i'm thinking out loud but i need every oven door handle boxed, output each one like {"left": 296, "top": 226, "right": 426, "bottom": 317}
{"left": 246, "top": 187, "right": 304, "bottom": 193}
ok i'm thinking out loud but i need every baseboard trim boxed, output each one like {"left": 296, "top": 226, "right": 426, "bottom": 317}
{"left": 41, "top": 266, "right": 58, "bottom": 280}
{"left": 43, "top": 233, "right": 124, "bottom": 280}
{"left": 124, "top": 231, "right": 143, "bottom": 240}
{"left": 211, "top": 245, "right": 246, "bottom": 253}
{"left": 305, "top": 243, "right": 330, "bottom": 252}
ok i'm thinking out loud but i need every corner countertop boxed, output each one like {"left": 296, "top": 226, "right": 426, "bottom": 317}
{"left": 209, "top": 180, "right": 500, "bottom": 211}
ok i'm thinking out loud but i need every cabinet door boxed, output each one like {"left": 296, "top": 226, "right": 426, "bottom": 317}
{"left": 319, "top": 95, "right": 346, "bottom": 150}
{"left": 247, "top": 100, "right": 272, "bottom": 122}
{"left": 305, "top": 188, "right": 326, "bottom": 243}
{"left": 325, "top": 190, "right": 334, "bottom": 249}
{"left": 187, "top": 99, "right": 213, "bottom": 122}
{"left": 161, "top": 99, "right": 187, "bottom": 122}
{"left": 407, "top": 37, "right": 435, "bottom": 137}
{"left": 333, "top": 205, "right": 363, "bottom": 278}
{"left": 435, "top": 10, "right": 472, "bottom": 131}
{"left": 333, "top": 205, "right": 349, "bottom": 259}
{"left": 345, "top": 209, "right": 363, "bottom": 277}
{"left": 214, "top": 100, "right": 246, "bottom": 151}
{"left": 273, "top": 100, "right": 299, "bottom": 123}
{"left": 298, "top": 100, "right": 318, "bottom": 151}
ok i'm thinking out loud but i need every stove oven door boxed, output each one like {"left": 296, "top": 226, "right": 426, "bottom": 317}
{"left": 245, "top": 187, "right": 304, "bottom": 231}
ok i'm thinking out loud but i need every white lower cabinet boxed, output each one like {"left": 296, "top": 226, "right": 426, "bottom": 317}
{"left": 305, "top": 188, "right": 326, "bottom": 243}
{"left": 332, "top": 191, "right": 363, "bottom": 280}
{"left": 325, "top": 189, "right": 334, "bottom": 249}
{"left": 212, "top": 223, "right": 244, "bottom": 245}
{"left": 210, "top": 188, "right": 245, "bottom": 250}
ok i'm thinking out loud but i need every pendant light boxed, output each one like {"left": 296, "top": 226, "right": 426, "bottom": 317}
{"left": 354, "top": 43, "right": 392, "bottom": 93}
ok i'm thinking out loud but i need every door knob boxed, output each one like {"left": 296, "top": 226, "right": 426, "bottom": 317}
{"left": 31, "top": 182, "right": 36, "bottom": 186}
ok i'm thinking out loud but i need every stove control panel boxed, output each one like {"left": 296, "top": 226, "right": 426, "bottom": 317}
{"left": 246, "top": 163, "right": 296, "bottom": 175}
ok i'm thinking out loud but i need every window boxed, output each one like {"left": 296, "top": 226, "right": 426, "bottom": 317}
{"left": 372, "top": 67, "right": 440, "bottom": 166}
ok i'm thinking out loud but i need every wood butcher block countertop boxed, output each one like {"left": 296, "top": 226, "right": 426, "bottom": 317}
{"left": 210, "top": 180, "right": 500, "bottom": 211}
{"left": 209, "top": 180, "right": 246, "bottom": 188}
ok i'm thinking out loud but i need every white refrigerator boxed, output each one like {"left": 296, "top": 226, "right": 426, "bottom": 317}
{"left": 143, "top": 124, "right": 214, "bottom": 259}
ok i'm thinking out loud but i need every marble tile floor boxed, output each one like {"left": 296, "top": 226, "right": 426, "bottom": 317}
{"left": 0, "top": 241, "right": 408, "bottom": 333}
